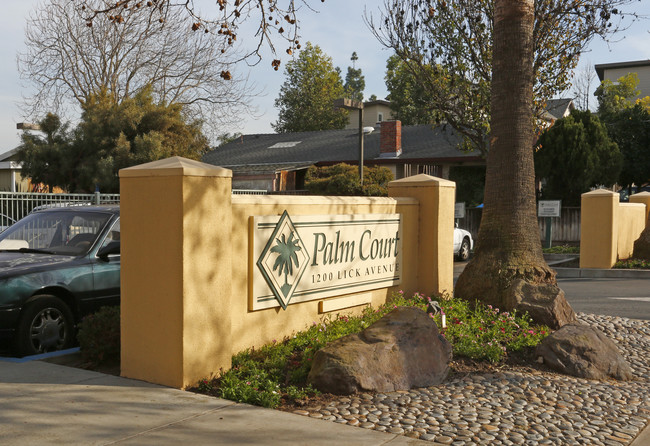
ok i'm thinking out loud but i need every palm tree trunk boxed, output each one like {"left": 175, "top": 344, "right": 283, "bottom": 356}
{"left": 455, "top": 0, "right": 574, "bottom": 328}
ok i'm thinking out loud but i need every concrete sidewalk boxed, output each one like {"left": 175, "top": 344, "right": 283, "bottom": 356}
{"left": 2, "top": 352, "right": 649, "bottom": 445}
{"left": 0, "top": 359, "right": 428, "bottom": 445}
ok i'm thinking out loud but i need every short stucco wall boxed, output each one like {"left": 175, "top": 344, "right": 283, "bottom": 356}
{"left": 580, "top": 190, "right": 649, "bottom": 269}
{"left": 118, "top": 157, "right": 455, "bottom": 388}
{"left": 617, "top": 203, "right": 646, "bottom": 260}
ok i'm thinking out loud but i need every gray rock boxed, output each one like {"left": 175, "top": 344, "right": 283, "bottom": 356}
{"left": 535, "top": 322, "right": 633, "bottom": 381}
{"left": 307, "top": 307, "right": 452, "bottom": 394}
{"left": 504, "top": 279, "right": 577, "bottom": 329}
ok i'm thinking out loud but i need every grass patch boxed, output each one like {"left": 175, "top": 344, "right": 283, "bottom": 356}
{"left": 543, "top": 244, "right": 579, "bottom": 254}
{"left": 614, "top": 258, "right": 650, "bottom": 269}
{"left": 190, "top": 292, "right": 549, "bottom": 408}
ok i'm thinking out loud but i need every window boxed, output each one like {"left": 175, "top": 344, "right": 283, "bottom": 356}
{"left": 377, "top": 113, "right": 384, "bottom": 122}
{"left": 100, "top": 219, "right": 120, "bottom": 250}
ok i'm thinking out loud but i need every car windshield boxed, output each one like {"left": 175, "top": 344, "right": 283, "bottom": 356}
{"left": 0, "top": 210, "right": 113, "bottom": 256}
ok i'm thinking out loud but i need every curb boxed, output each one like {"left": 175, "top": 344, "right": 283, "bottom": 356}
{"left": 554, "top": 267, "right": 650, "bottom": 279}
{"left": 0, "top": 347, "right": 80, "bottom": 363}
{"left": 631, "top": 422, "right": 650, "bottom": 446}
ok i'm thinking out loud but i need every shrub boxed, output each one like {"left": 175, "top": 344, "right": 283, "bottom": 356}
{"left": 77, "top": 305, "right": 120, "bottom": 366}
{"left": 543, "top": 244, "right": 579, "bottom": 254}
{"left": 305, "top": 163, "right": 393, "bottom": 196}
{"left": 433, "top": 296, "right": 549, "bottom": 363}
{"left": 614, "top": 258, "right": 650, "bottom": 269}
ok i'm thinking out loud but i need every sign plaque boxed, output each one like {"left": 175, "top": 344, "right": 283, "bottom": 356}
{"left": 538, "top": 200, "right": 561, "bottom": 218}
{"left": 252, "top": 212, "right": 402, "bottom": 310}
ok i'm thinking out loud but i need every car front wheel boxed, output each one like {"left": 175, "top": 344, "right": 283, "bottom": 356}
{"left": 457, "top": 238, "right": 471, "bottom": 261}
{"left": 14, "top": 296, "right": 75, "bottom": 357}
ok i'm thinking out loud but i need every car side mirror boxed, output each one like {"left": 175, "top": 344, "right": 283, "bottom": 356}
{"left": 97, "top": 241, "right": 120, "bottom": 260}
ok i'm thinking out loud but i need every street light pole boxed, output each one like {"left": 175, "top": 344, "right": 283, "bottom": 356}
{"left": 358, "top": 105, "right": 364, "bottom": 185}
{"left": 333, "top": 98, "right": 365, "bottom": 185}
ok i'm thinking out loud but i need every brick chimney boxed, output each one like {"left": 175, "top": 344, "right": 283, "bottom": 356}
{"left": 380, "top": 120, "right": 402, "bottom": 158}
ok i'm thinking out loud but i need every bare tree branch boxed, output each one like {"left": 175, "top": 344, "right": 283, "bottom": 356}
{"left": 19, "top": 0, "right": 261, "bottom": 141}
{"left": 74, "top": 0, "right": 321, "bottom": 70}
{"left": 366, "top": 0, "right": 644, "bottom": 155}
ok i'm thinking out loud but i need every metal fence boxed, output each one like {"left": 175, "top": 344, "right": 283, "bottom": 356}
{"left": 0, "top": 192, "right": 120, "bottom": 228}
{"left": 1, "top": 191, "right": 584, "bottom": 244}
{"left": 232, "top": 190, "right": 311, "bottom": 195}
{"left": 232, "top": 189, "right": 268, "bottom": 195}
{"left": 0, "top": 190, "right": 293, "bottom": 228}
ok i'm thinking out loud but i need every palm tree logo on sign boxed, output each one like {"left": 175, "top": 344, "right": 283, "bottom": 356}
{"left": 257, "top": 210, "right": 310, "bottom": 309}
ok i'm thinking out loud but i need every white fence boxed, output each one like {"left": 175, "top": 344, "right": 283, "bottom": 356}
{"left": 0, "top": 190, "right": 292, "bottom": 228}
{"left": 0, "top": 192, "right": 120, "bottom": 227}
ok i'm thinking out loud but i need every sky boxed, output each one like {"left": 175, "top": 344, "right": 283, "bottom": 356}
{"left": 1, "top": 0, "right": 650, "bottom": 155}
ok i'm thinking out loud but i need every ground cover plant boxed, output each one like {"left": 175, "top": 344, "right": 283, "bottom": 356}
{"left": 543, "top": 244, "right": 579, "bottom": 254}
{"left": 191, "top": 292, "right": 549, "bottom": 408}
{"left": 614, "top": 258, "right": 650, "bottom": 269}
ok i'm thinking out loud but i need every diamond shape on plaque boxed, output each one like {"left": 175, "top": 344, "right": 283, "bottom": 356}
{"left": 257, "top": 211, "right": 309, "bottom": 309}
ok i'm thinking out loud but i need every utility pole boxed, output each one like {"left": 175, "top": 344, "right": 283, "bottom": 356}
{"left": 333, "top": 98, "right": 364, "bottom": 185}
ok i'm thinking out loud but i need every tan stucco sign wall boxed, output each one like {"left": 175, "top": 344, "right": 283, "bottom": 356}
{"left": 252, "top": 213, "right": 402, "bottom": 310}
{"left": 119, "top": 158, "right": 455, "bottom": 389}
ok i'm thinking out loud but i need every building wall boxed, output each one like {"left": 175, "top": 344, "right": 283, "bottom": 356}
{"left": 0, "top": 170, "right": 13, "bottom": 191}
{"left": 0, "top": 162, "right": 30, "bottom": 192}
{"left": 232, "top": 176, "right": 274, "bottom": 192}
{"left": 345, "top": 103, "right": 395, "bottom": 130}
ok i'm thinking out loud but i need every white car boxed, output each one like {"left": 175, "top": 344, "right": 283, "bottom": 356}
{"left": 453, "top": 226, "right": 473, "bottom": 261}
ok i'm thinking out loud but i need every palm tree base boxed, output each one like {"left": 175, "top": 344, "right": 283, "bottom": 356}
{"left": 455, "top": 251, "right": 575, "bottom": 329}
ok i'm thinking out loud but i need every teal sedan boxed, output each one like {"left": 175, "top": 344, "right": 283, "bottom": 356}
{"left": 0, "top": 206, "right": 120, "bottom": 356}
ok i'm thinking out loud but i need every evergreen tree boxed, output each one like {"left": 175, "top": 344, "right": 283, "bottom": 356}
{"left": 273, "top": 43, "right": 348, "bottom": 133}
{"left": 535, "top": 109, "right": 622, "bottom": 206}
{"left": 17, "top": 86, "right": 208, "bottom": 193}
{"left": 344, "top": 52, "right": 365, "bottom": 102}
{"left": 595, "top": 73, "right": 650, "bottom": 194}
{"left": 607, "top": 105, "right": 650, "bottom": 194}
{"left": 384, "top": 55, "right": 442, "bottom": 126}
{"left": 305, "top": 163, "right": 393, "bottom": 196}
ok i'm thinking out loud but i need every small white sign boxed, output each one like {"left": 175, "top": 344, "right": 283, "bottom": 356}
{"left": 538, "top": 200, "right": 561, "bottom": 217}
{"left": 454, "top": 202, "right": 466, "bottom": 219}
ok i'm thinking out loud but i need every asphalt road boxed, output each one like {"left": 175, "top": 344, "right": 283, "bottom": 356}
{"left": 557, "top": 277, "right": 650, "bottom": 321}
{"left": 454, "top": 261, "right": 650, "bottom": 321}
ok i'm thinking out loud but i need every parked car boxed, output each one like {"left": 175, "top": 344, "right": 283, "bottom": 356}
{"left": 453, "top": 226, "right": 473, "bottom": 261}
{"left": 0, "top": 206, "right": 120, "bottom": 356}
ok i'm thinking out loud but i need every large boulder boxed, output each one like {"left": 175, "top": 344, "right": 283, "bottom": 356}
{"left": 536, "top": 322, "right": 633, "bottom": 381}
{"left": 504, "top": 279, "right": 576, "bottom": 329}
{"left": 307, "top": 307, "right": 452, "bottom": 395}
